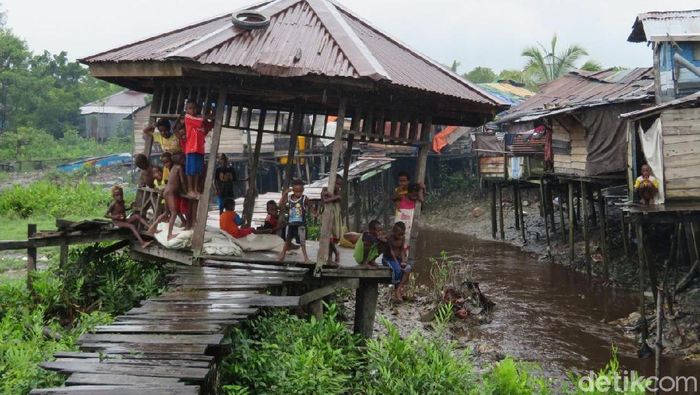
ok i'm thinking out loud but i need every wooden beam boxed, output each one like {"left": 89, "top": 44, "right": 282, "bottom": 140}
{"left": 298, "top": 278, "right": 359, "bottom": 305}
{"left": 559, "top": 185, "right": 566, "bottom": 242}
{"left": 491, "top": 183, "right": 497, "bottom": 239}
{"left": 243, "top": 109, "right": 266, "bottom": 225}
{"left": 191, "top": 89, "right": 227, "bottom": 258}
{"left": 569, "top": 182, "right": 575, "bottom": 264}
{"left": 636, "top": 223, "right": 650, "bottom": 346}
{"left": 498, "top": 184, "right": 505, "bottom": 240}
{"left": 315, "top": 98, "right": 347, "bottom": 275}
{"left": 598, "top": 189, "right": 609, "bottom": 279}
{"left": 27, "top": 224, "right": 37, "bottom": 290}
{"left": 353, "top": 280, "right": 379, "bottom": 338}
{"left": 581, "top": 181, "right": 591, "bottom": 279}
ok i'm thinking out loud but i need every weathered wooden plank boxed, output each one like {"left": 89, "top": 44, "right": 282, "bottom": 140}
{"left": 54, "top": 352, "right": 213, "bottom": 362}
{"left": 127, "top": 304, "right": 257, "bottom": 314}
{"left": 78, "top": 342, "right": 208, "bottom": 355}
{"left": 663, "top": 141, "right": 700, "bottom": 157}
{"left": 40, "top": 360, "right": 210, "bottom": 381}
{"left": 124, "top": 307, "right": 257, "bottom": 316}
{"left": 142, "top": 296, "right": 299, "bottom": 307}
{"left": 78, "top": 333, "right": 223, "bottom": 346}
{"left": 299, "top": 279, "right": 359, "bottom": 305}
{"left": 152, "top": 291, "right": 263, "bottom": 301}
{"left": 663, "top": 134, "right": 700, "bottom": 145}
{"left": 202, "top": 260, "right": 308, "bottom": 272}
{"left": 65, "top": 373, "right": 184, "bottom": 386}
{"left": 53, "top": 357, "right": 210, "bottom": 369}
{"left": 666, "top": 176, "right": 700, "bottom": 189}
{"left": 31, "top": 386, "right": 199, "bottom": 395}
{"left": 172, "top": 266, "right": 305, "bottom": 276}
{"left": 92, "top": 324, "right": 223, "bottom": 334}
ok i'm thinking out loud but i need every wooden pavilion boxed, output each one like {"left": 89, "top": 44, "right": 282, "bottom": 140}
{"left": 80, "top": 0, "right": 504, "bottom": 269}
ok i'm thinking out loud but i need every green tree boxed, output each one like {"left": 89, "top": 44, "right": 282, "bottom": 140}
{"left": 580, "top": 59, "right": 603, "bottom": 72}
{"left": 464, "top": 66, "right": 497, "bottom": 83}
{"left": 449, "top": 60, "right": 461, "bottom": 73}
{"left": 521, "top": 35, "right": 589, "bottom": 83}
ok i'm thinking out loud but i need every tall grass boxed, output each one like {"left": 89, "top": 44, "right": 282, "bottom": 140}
{"left": 0, "top": 179, "right": 110, "bottom": 219}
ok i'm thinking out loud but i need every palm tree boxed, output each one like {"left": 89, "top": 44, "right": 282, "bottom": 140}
{"left": 522, "top": 35, "right": 589, "bottom": 83}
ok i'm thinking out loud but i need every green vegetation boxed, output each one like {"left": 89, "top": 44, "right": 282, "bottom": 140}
{"left": 0, "top": 248, "right": 170, "bottom": 394}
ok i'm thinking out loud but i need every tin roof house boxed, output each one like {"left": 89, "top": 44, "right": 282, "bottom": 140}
{"left": 80, "top": 90, "right": 148, "bottom": 141}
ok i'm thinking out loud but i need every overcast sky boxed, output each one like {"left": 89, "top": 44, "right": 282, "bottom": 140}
{"left": 2, "top": 0, "right": 698, "bottom": 73}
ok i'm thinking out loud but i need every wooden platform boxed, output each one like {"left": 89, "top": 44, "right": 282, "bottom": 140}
{"left": 624, "top": 202, "right": 700, "bottom": 224}
{"left": 31, "top": 262, "right": 308, "bottom": 394}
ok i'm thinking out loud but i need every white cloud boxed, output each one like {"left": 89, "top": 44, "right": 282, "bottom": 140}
{"left": 2, "top": 0, "right": 698, "bottom": 72}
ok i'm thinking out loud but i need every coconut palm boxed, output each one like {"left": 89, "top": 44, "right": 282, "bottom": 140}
{"left": 522, "top": 35, "right": 589, "bottom": 83}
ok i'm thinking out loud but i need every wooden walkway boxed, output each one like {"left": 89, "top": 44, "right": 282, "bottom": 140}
{"left": 31, "top": 261, "right": 308, "bottom": 394}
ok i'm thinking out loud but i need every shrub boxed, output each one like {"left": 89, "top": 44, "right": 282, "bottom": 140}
{"left": 221, "top": 304, "right": 361, "bottom": 395}
{"left": 0, "top": 179, "right": 110, "bottom": 219}
{"left": 480, "top": 357, "right": 551, "bottom": 395}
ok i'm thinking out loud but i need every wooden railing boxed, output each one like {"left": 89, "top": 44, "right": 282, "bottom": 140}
{"left": 134, "top": 186, "right": 165, "bottom": 228}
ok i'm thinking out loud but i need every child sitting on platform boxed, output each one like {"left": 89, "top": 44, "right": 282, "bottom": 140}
{"left": 106, "top": 186, "right": 152, "bottom": 248}
{"left": 383, "top": 221, "right": 411, "bottom": 302}
{"left": 353, "top": 220, "right": 386, "bottom": 268}
{"left": 220, "top": 199, "right": 255, "bottom": 239}
{"left": 634, "top": 164, "right": 659, "bottom": 205}
{"left": 278, "top": 179, "right": 310, "bottom": 262}
{"left": 257, "top": 200, "right": 285, "bottom": 238}
{"left": 184, "top": 100, "right": 214, "bottom": 198}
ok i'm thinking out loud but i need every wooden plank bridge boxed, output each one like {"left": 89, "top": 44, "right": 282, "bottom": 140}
{"left": 30, "top": 261, "right": 314, "bottom": 394}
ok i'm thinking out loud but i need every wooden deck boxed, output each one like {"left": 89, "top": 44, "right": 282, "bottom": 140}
{"left": 31, "top": 262, "right": 308, "bottom": 394}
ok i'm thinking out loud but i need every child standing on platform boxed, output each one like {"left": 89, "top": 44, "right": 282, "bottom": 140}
{"left": 278, "top": 179, "right": 309, "bottom": 262}
{"left": 183, "top": 101, "right": 214, "bottom": 198}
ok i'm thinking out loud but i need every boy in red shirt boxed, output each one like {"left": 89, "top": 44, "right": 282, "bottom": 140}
{"left": 220, "top": 199, "right": 255, "bottom": 238}
{"left": 184, "top": 101, "right": 214, "bottom": 198}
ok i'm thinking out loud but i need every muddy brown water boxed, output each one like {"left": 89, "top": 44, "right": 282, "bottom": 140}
{"left": 414, "top": 229, "right": 700, "bottom": 390}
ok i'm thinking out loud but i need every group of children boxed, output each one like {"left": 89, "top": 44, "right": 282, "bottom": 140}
{"left": 107, "top": 100, "right": 215, "bottom": 242}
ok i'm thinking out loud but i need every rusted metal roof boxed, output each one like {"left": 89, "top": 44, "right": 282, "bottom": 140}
{"left": 81, "top": 0, "right": 501, "bottom": 106}
{"left": 497, "top": 68, "right": 655, "bottom": 124}
{"left": 628, "top": 9, "right": 700, "bottom": 42}
{"left": 621, "top": 91, "right": 700, "bottom": 120}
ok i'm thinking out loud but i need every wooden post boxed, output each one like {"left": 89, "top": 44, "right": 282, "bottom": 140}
{"left": 498, "top": 184, "right": 505, "bottom": 240}
{"left": 59, "top": 243, "right": 69, "bottom": 270}
{"left": 575, "top": 183, "right": 581, "bottom": 225}
{"left": 353, "top": 280, "right": 379, "bottom": 338}
{"left": 283, "top": 110, "right": 302, "bottom": 191}
{"left": 143, "top": 86, "right": 163, "bottom": 158}
{"left": 581, "top": 181, "right": 591, "bottom": 279}
{"left": 654, "top": 285, "right": 663, "bottom": 380}
{"left": 26, "top": 224, "right": 37, "bottom": 290}
{"left": 513, "top": 183, "right": 520, "bottom": 231}
{"left": 341, "top": 135, "right": 355, "bottom": 221}
{"left": 568, "top": 182, "right": 575, "bottom": 264}
{"left": 191, "top": 89, "right": 227, "bottom": 258}
{"left": 406, "top": 118, "right": 432, "bottom": 268}
{"left": 382, "top": 171, "right": 390, "bottom": 230}
{"left": 547, "top": 181, "right": 555, "bottom": 233}
{"left": 491, "top": 183, "right": 497, "bottom": 239}
{"left": 636, "top": 223, "right": 650, "bottom": 349}
{"left": 559, "top": 185, "right": 566, "bottom": 242}
{"left": 598, "top": 189, "right": 609, "bottom": 279}
{"left": 540, "top": 179, "right": 551, "bottom": 255}
{"left": 243, "top": 109, "right": 266, "bottom": 226}
{"left": 353, "top": 179, "right": 362, "bottom": 232}
{"left": 316, "top": 98, "right": 346, "bottom": 275}
{"left": 587, "top": 186, "right": 597, "bottom": 227}
{"left": 518, "top": 183, "right": 526, "bottom": 243}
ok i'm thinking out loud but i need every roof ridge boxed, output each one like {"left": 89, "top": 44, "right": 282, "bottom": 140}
{"left": 306, "top": 0, "right": 389, "bottom": 81}
{"left": 166, "top": 0, "right": 294, "bottom": 60}
{"left": 329, "top": 0, "right": 505, "bottom": 106}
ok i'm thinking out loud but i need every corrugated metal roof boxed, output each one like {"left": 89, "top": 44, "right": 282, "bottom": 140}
{"left": 497, "top": 68, "right": 655, "bottom": 124}
{"left": 621, "top": 91, "right": 700, "bottom": 119}
{"left": 80, "top": 90, "right": 148, "bottom": 115}
{"left": 478, "top": 82, "right": 535, "bottom": 106}
{"left": 628, "top": 9, "right": 700, "bottom": 42}
{"left": 81, "top": 0, "right": 501, "bottom": 106}
{"left": 308, "top": 156, "right": 394, "bottom": 187}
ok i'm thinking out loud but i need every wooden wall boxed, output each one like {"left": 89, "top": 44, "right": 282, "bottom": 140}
{"left": 552, "top": 116, "right": 587, "bottom": 176}
{"left": 661, "top": 108, "right": 700, "bottom": 200}
{"left": 479, "top": 156, "right": 505, "bottom": 179}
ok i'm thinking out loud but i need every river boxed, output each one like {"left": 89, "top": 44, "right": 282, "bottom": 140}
{"left": 414, "top": 229, "right": 700, "bottom": 392}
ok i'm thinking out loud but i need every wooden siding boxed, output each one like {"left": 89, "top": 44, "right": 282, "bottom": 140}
{"left": 661, "top": 108, "right": 700, "bottom": 200}
{"left": 479, "top": 156, "right": 505, "bottom": 179}
{"left": 552, "top": 116, "right": 587, "bottom": 176}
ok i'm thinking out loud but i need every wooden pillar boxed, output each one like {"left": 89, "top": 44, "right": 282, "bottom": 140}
{"left": 283, "top": 111, "right": 302, "bottom": 191}
{"left": 59, "top": 243, "right": 69, "bottom": 270}
{"left": 568, "top": 182, "right": 575, "bottom": 264}
{"left": 353, "top": 280, "right": 379, "bottom": 338}
{"left": 636, "top": 223, "right": 650, "bottom": 347}
{"left": 581, "top": 181, "right": 591, "bottom": 279}
{"left": 491, "top": 183, "right": 497, "bottom": 239}
{"left": 598, "top": 189, "right": 609, "bottom": 279}
{"left": 243, "top": 109, "right": 266, "bottom": 225}
{"left": 143, "top": 86, "right": 163, "bottom": 158}
{"left": 341, "top": 135, "right": 355, "bottom": 221}
{"left": 559, "top": 184, "right": 566, "bottom": 242}
{"left": 547, "top": 181, "right": 556, "bottom": 233}
{"left": 382, "top": 171, "right": 390, "bottom": 230}
{"left": 587, "top": 186, "right": 597, "bottom": 227}
{"left": 316, "top": 98, "right": 346, "bottom": 275}
{"left": 513, "top": 183, "right": 520, "bottom": 231}
{"left": 191, "top": 89, "right": 227, "bottom": 258}
{"left": 26, "top": 224, "right": 37, "bottom": 290}
{"left": 413, "top": 118, "right": 432, "bottom": 216}
{"left": 498, "top": 184, "right": 505, "bottom": 240}
{"left": 575, "top": 183, "right": 581, "bottom": 225}
{"left": 353, "top": 179, "right": 362, "bottom": 232}
{"left": 517, "top": 183, "right": 526, "bottom": 242}
{"left": 540, "top": 179, "right": 551, "bottom": 253}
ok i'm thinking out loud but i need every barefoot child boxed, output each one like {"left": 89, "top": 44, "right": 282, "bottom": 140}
{"left": 134, "top": 153, "right": 155, "bottom": 188}
{"left": 278, "top": 179, "right": 309, "bottom": 262}
{"left": 353, "top": 220, "right": 386, "bottom": 268}
{"left": 392, "top": 171, "right": 411, "bottom": 209}
{"left": 383, "top": 221, "right": 411, "bottom": 301}
{"left": 106, "top": 186, "right": 152, "bottom": 248}
{"left": 321, "top": 175, "right": 344, "bottom": 267}
{"left": 257, "top": 200, "right": 285, "bottom": 238}
{"left": 184, "top": 101, "right": 214, "bottom": 198}
{"left": 634, "top": 164, "right": 659, "bottom": 205}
